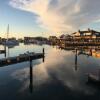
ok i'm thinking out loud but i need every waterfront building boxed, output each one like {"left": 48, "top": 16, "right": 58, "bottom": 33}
{"left": 24, "top": 37, "right": 35, "bottom": 43}
{"left": 24, "top": 37, "right": 48, "bottom": 44}
{"left": 72, "top": 28, "right": 100, "bottom": 42}
{"left": 49, "top": 36, "right": 58, "bottom": 45}
{"left": 58, "top": 34, "right": 73, "bottom": 47}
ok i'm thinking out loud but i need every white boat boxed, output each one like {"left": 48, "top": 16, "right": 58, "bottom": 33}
{"left": 2, "top": 40, "right": 19, "bottom": 46}
{"left": 2, "top": 40, "right": 19, "bottom": 47}
{"left": 2, "top": 24, "right": 19, "bottom": 47}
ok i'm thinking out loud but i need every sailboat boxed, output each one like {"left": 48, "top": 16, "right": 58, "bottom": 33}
{"left": 2, "top": 24, "right": 19, "bottom": 47}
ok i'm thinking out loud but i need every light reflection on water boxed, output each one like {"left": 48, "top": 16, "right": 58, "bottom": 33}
{"left": 0, "top": 44, "right": 100, "bottom": 100}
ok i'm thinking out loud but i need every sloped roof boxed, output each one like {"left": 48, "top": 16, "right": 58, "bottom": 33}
{"left": 72, "top": 29, "right": 100, "bottom": 36}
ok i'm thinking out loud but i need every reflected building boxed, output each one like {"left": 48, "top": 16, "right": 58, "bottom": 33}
{"left": 73, "top": 47, "right": 100, "bottom": 71}
{"left": 92, "top": 49, "right": 100, "bottom": 58}
{"left": 77, "top": 47, "right": 100, "bottom": 58}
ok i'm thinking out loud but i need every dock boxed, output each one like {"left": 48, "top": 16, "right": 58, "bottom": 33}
{"left": 0, "top": 50, "right": 6, "bottom": 54}
{"left": 0, "top": 51, "right": 44, "bottom": 67}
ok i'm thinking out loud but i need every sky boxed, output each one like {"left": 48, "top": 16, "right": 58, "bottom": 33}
{"left": 0, "top": 0, "right": 100, "bottom": 38}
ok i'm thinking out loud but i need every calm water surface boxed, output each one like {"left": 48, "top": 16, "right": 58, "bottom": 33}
{"left": 0, "top": 43, "right": 100, "bottom": 100}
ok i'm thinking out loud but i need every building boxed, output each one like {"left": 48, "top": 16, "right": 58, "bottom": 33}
{"left": 72, "top": 29, "right": 100, "bottom": 42}
{"left": 24, "top": 37, "right": 35, "bottom": 43}
{"left": 58, "top": 34, "right": 73, "bottom": 47}
{"left": 49, "top": 36, "right": 58, "bottom": 45}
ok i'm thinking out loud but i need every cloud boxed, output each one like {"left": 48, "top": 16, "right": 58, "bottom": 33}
{"left": 9, "top": 0, "right": 100, "bottom": 34}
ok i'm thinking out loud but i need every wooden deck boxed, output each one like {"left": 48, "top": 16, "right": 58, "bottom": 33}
{"left": 0, "top": 52, "right": 44, "bottom": 67}
{"left": 0, "top": 50, "right": 6, "bottom": 54}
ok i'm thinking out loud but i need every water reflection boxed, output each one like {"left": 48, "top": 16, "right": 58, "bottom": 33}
{"left": 29, "top": 61, "right": 33, "bottom": 93}
{"left": 75, "top": 49, "right": 78, "bottom": 71}
{"left": 77, "top": 46, "right": 100, "bottom": 58}
{"left": 0, "top": 45, "right": 100, "bottom": 100}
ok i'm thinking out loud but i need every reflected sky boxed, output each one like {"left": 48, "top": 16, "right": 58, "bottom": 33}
{"left": 0, "top": 44, "right": 100, "bottom": 100}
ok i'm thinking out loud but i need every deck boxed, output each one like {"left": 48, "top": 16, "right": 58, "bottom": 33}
{"left": 0, "top": 52, "right": 44, "bottom": 67}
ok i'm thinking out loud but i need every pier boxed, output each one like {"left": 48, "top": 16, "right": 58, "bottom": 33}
{"left": 0, "top": 50, "right": 6, "bottom": 54}
{"left": 0, "top": 48, "right": 45, "bottom": 67}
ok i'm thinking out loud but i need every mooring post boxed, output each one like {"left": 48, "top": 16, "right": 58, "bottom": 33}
{"left": 75, "top": 48, "right": 78, "bottom": 71}
{"left": 4, "top": 45, "right": 6, "bottom": 58}
{"left": 43, "top": 48, "right": 45, "bottom": 55}
{"left": 43, "top": 48, "right": 45, "bottom": 62}
{"left": 29, "top": 56, "right": 33, "bottom": 93}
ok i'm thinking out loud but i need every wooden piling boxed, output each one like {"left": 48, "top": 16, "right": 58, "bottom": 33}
{"left": 42, "top": 48, "right": 45, "bottom": 62}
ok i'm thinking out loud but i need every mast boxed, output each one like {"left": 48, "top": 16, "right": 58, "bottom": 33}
{"left": 7, "top": 24, "right": 9, "bottom": 41}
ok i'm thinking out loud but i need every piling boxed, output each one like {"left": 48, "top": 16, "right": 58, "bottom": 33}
{"left": 29, "top": 59, "right": 33, "bottom": 93}
{"left": 43, "top": 48, "right": 45, "bottom": 62}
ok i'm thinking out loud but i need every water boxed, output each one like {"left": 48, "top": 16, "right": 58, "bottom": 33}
{"left": 0, "top": 44, "right": 100, "bottom": 100}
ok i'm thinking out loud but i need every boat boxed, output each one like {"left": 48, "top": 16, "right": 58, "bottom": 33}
{"left": 2, "top": 40, "right": 19, "bottom": 46}
{"left": 86, "top": 70, "right": 100, "bottom": 88}
{"left": 2, "top": 24, "right": 19, "bottom": 47}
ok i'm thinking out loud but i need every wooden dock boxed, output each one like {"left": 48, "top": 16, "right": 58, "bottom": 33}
{"left": 0, "top": 52, "right": 44, "bottom": 67}
{"left": 0, "top": 50, "right": 6, "bottom": 54}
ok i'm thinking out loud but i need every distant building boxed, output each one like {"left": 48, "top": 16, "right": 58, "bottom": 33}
{"left": 8, "top": 37, "right": 17, "bottom": 41}
{"left": 18, "top": 38, "right": 24, "bottom": 43}
{"left": 58, "top": 34, "right": 73, "bottom": 47}
{"left": 49, "top": 36, "right": 58, "bottom": 45}
{"left": 72, "top": 29, "right": 100, "bottom": 41}
{"left": 59, "top": 34, "right": 73, "bottom": 40}
{"left": 24, "top": 37, "right": 35, "bottom": 43}
{"left": 49, "top": 36, "right": 57, "bottom": 41}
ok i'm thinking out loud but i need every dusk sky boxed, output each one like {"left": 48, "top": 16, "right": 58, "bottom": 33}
{"left": 0, "top": 0, "right": 100, "bottom": 38}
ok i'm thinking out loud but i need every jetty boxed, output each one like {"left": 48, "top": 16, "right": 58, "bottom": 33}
{"left": 0, "top": 49, "right": 45, "bottom": 67}
{"left": 0, "top": 50, "right": 6, "bottom": 54}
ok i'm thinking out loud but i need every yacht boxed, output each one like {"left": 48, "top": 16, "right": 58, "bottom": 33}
{"left": 2, "top": 24, "right": 19, "bottom": 47}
